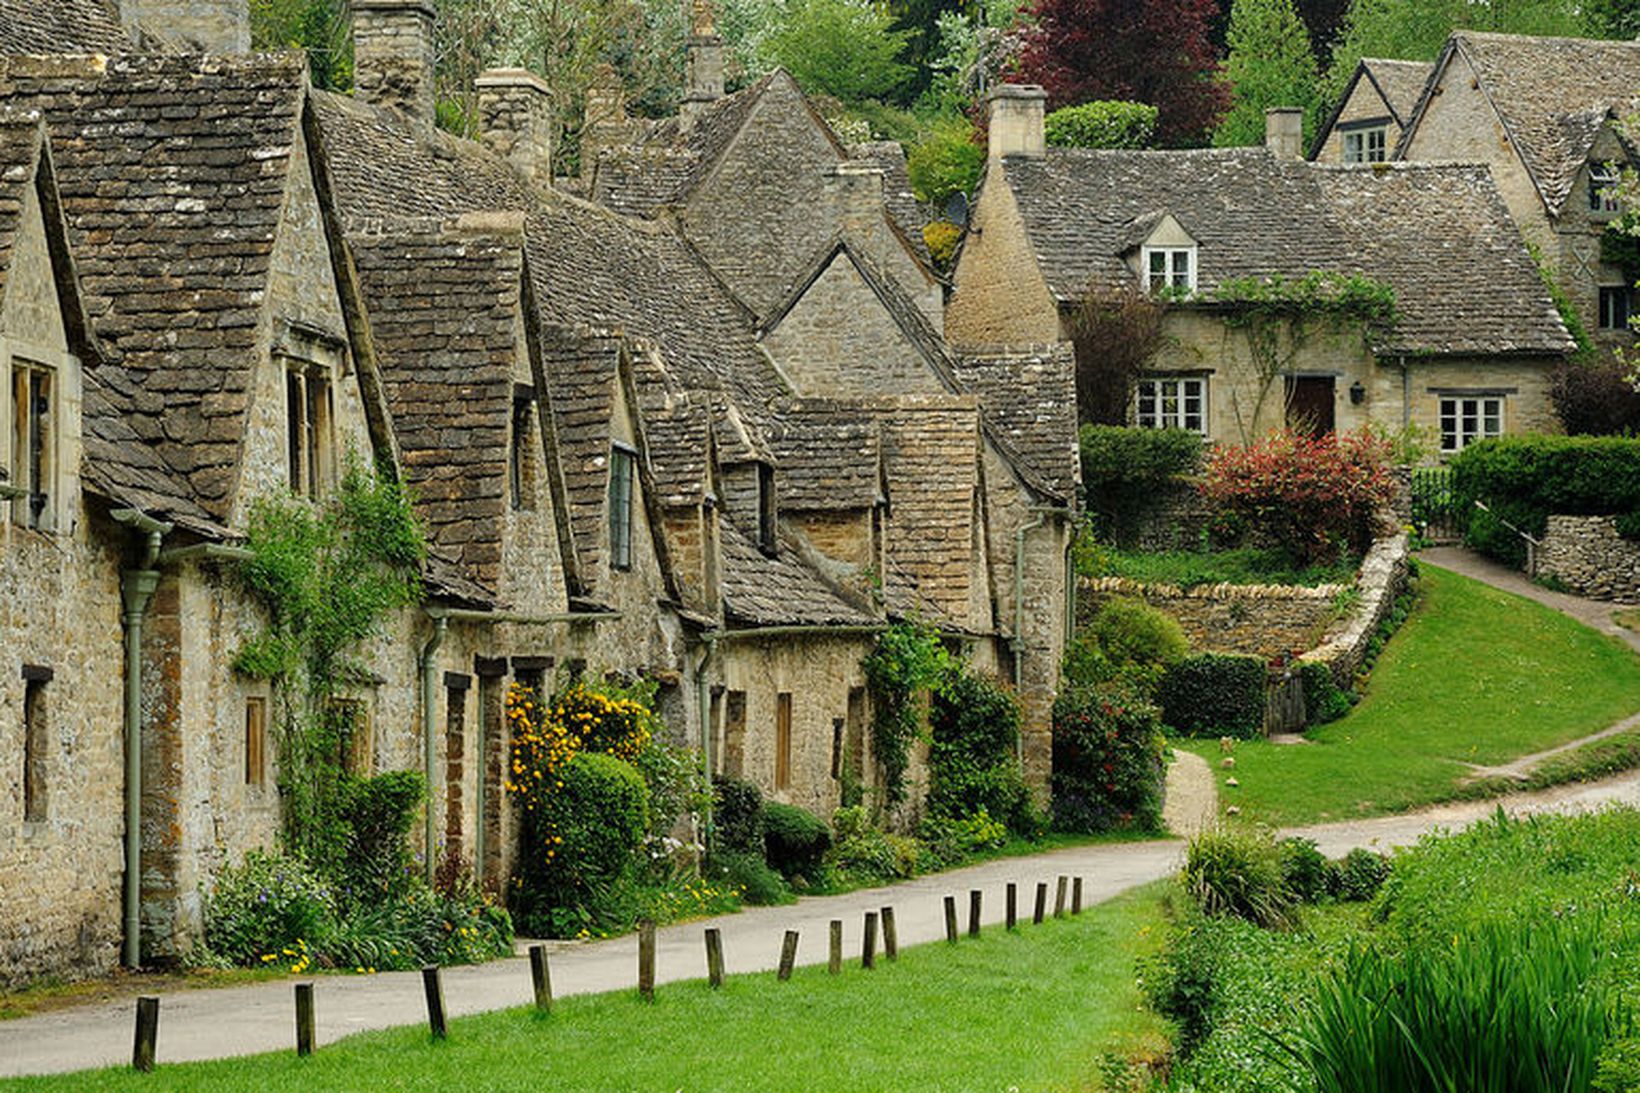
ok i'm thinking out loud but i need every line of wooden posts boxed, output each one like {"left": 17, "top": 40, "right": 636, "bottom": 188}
{"left": 126, "top": 873, "right": 1089, "bottom": 1071}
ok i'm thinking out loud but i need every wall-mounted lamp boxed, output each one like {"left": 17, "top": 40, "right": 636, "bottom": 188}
{"left": 1349, "top": 381, "right": 1366, "bottom": 405}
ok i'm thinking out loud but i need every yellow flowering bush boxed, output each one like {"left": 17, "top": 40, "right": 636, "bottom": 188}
{"left": 506, "top": 681, "right": 652, "bottom": 820}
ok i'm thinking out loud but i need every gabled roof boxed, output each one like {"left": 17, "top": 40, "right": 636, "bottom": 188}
{"left": 719, "top": 518, "right": 875, "bottom": 627}
{"left": 0, "top": 113, "right": 45, "bottom": 323}
{"left": 849, "top": 139, "right": 932, "bottom": 267}
{"left": 950, "top": 345, "right": 1078, "bottom": 502}
{"left": 535, "top": 327, "right": 622, "bottom": 591}
{"left": 3, "top": 52, "right": 314, "bottom": 525}
{"left": 1309, "top": 58, "right": 1434, "bottom": 159}
{"left": 1403, "top": 31, "right": 1640, "bottom": 217}
{"left": 771, "top": 400, "right": 881, "bottom": 512}
{"left": 0, "top": 0, "right": 128, "bottom": 56}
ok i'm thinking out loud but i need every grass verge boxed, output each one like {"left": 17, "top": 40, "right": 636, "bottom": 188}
{"left": 1090, "top": 546, "right": 1357, "bottom": 589}
{"left": 4, "top": 886, "right": 1175, "bottom": 1092}
{"left": 0, "top": 968, "right": 292, "bottom": 1023}
{"left": 1181, "top": 564, "right": 1640, "bottom": 826}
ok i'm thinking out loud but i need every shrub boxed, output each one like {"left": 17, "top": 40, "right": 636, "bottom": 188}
{"left": 1088, "top": 597, "right": 1189, "bottom": 668}
{"left": 905, "top": 115, "right": 983, "bottom": 206}
{"left": 1159, "top": 653, "right": 1267, "bottom": 739}
{"left": 1044, "top": 100, "right": 1158, "bottom": 149}
{"left": 1552, "top": 353, "right": 1640, "bottom": 436}
{"left": 1184, "top": 827, "right": 1295, "bottom": 928}
{"left": 922, "top": 220, "right": 962, "bottom": 268}
{"left": 1617, "top": 511, "right": 1640, "bottom": 542}
{"left": 1143, "top": 912, "right": 1229, "bottom": 1055}
{"left": 762, "top": 801, "right": 832, "bottom": 883}
{"left": 829, "top": 805, "right": 920, "bottom": 881}
{"left": 1278, "top": 837, "right": 1332, "bottom": 904}
{"left": 1331, "top": 847, "right": 1389, "bottom": 902}
{"left": 1051, "top": 678, "right": 1168, "bottom": 833}
{"left": 1079, "top": 424, "right": 1203, "bottom": 532}
{"left": 1451, "top": 435, "right": 1640, "bottom": 567}
{"left": 204, "top": 850, "right": 337, "bottom": 967}
{"left": 332, "top": 770, "right": 424, "bottom": 907}
{"left": 1299, "top": 660, "right": 1353, "bottom": 727}
{"left": 712, "top": 850, "right": 791, "bottom": 906}
{"left": 927, "top": 669, "right": 1033, "bottom": 830}
{"left": 918, "top": 807, "right": 1009, "bottom": 868}
{"left": 1199, "top": 429, "right": 1396, "bottom": 564}
{"left": 711, "top": 774, "right": 764, "bottom": 855}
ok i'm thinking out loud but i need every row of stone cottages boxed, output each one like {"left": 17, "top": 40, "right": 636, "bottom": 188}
{"left": 0, "top": 0, "right": 1079, "bottom": 983}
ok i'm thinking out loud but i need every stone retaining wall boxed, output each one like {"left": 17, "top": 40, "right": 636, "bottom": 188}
{"left": 1539, "top": 515, "right": 1640, "bottom": 603}
{"left": 1078, "top": 575, "right": 1346, "bottom": 660}
{"left": 1300, "top": 530, "right": 1411, "bottom": 686}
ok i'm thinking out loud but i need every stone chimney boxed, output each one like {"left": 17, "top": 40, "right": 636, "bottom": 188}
{"left": 581, "top": 64, "right": 631, "bottom": 181}
{"left": 118, "top": 0, "right": 248, "bottom": 52}
{"left": 477, "top": 68, "right": 553, "bottom": 186}
{"left": 827, "top": 162, "right": 888, "bottom": 263}
{"left": 987, "top": 84, "right": 1047, "bottom": 160}
{"left": 352, "top": 0, "right": 437, "bottom": 126}
{"left": 680, "top": 0, "right": 725, "bottom": 131}
{"left": 1265, "top": 107, "right": 1304, "bottom": 160}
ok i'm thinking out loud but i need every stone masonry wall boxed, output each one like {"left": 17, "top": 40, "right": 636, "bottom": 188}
{"left": 1301, "top": 530, "right": 1410, "bottom": 686}
{"left": 1540, "top": 515, "right": 1640, "bottom": 602}
{"left": 1078, "top": 576, "right": 1345, "bottom": 660}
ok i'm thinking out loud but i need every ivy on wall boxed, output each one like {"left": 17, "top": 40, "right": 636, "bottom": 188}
{"left": 862, "top": 621, "right": 951, "bottom": 806}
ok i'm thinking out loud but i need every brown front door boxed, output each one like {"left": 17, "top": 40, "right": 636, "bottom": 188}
{"left": 1286, "top": 376, "right": 1336, "bottom": 437}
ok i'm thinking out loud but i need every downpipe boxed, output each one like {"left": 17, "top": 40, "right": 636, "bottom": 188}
{"left": 419, "top": 614, "right": 447, "bottom": 881}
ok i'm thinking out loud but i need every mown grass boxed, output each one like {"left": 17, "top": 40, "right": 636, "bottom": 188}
{"left": 3, "top": 887, "right": 1174, "bottom": 1093}
{"left": 1093, "top": 547, "right": 1358, "bottom": 589}
{"left": 1181, "top": 564, "right": 1640, "bottom": 825}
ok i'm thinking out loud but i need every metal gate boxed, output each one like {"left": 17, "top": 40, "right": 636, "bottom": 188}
{"left": 1410, "top": 466, "right": 1458, "bottom": 543}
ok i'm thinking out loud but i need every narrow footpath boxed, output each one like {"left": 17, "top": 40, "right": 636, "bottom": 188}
{"left": 5, "top": 548, "right": 1638, "bottom": 1078}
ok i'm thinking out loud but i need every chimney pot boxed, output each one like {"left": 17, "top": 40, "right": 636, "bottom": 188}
{"left": 353, "top": 0, "right": 438, "bottom": 125}
{"left": 477, "top": 68, "right": 554, "bottom": 187}
{"left": 1265, "top": 107, "right": 1304, "bottom": 160}
{"left": 987, "top": 84, "right": 1047, "bottom": 161}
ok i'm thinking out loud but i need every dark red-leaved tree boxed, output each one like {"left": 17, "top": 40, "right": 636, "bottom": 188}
{"left": 1019, "top": 0, "right": 1229, "bottom": 147}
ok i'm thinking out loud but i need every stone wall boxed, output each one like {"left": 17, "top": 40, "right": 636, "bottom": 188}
{"left": 944, "top": 166, "right": 1062, "bottom": 349}
{"left": 1078, "top": 576, "right": 1345, "bottom": 660}
{"left": 1540, "top": 515, "right": 1640, "bottom": 602}
{"left": 1300, "top": 530, "right": 1411, "bottom": 686}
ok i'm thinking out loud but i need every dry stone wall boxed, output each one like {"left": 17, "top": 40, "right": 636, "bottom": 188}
{"left": 1300, "top": 530, "right": 1411, "bottom": 686}
{"left": 1078, "top": 576, "right": 1344, "bottom": 660}
{"left": 1540, "top": 516, "right": 1640, "bottom": 602}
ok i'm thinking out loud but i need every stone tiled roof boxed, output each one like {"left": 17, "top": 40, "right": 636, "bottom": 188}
{"left": 950, "top": 345, "right": 1079, "bottom": 501}
{"left": 349, "top": 221, "right": 525, "bottom": 598}
{"left": 771, "top": 400, "right": 881, "bottom": 511}
{"left": 719, "top": 518, "right": 874, "bottom": 627}
{"left": 4, "top": 53, "right": 310, "bottom": 524}
{"left": 536, "top": 327, "right": 621, "bottom": 590}
{"left": 1001, "top": 146, "right": 1572, "bottom": 356}
{"left": 877, "top": 396, "right": 983, "bottom": 626}
{"left": 1315, "top": 163, "right": 1576, "bottom": 356}
{"left": 849, "top": 139, "right": 932, "bottom": 267}
{"left": 1360, "top": 59, "right": 1433, "bottom": 126}
{"left": 0, "top": 0, "right": 128, "bottom": 56}
{"left": 1431, "top": 32, "right": 1640, "bottom": 217}
{"left": 642, "top": 392, "right": 713, "bottom": 508}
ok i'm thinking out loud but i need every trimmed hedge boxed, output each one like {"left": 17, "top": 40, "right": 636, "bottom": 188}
{"left": 1451, "top": 435, "right": 1640, "bottom": 566}
{"left": 1080, "top": 425, "right": 1203, "bottom": 537}
{"left": 1159, "top": 653, "right": 1267, "bottom": 739}
{"left": 712, "top": 774, "right": 764, "bottom": 855}
{"left": 1045, "top": 100, "right": 1158, "bottom": 149}
{"left": 762, "top": 802, "right": 832, "bottom": 882}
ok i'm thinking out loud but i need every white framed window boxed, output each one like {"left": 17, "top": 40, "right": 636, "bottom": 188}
{"left": 608, "top": 443, "right": 635, "bottom": 571}
{"left": 1439, "top": 395, "right": 1503, "bottom": 453}
{"left": 1600, "top": 286, "right": 1632, "bottom": 331}
{"left": 1142, "top": 246, "right": 1195, "bottom": 292}
{"left": 1136, "top": 375, "right": 1207, "bottom": 434}
{"left": 1343, "top": 126, "right": 1387, "bottom": 164}
{"left": 1589, "top": 163, "right": 1621, "bottom": 215}
{"left": 10, "top": 360, "right": 55, "bottom": 531}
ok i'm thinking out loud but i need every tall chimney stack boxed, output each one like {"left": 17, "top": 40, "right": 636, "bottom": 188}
{"left": 477, "top": 68, "right": 554, "bottom": 187}
{"left": 680, "top": 0, "right": 725, "bottom": 130}
{"left": 987, "top": 84, "right": 1047, "bottom": 161}
{"left": 352, "top": 0, "right": 438, "bottom": 126}
{"left": 1265, "top": 107, "right": 1304, "bottom": 160}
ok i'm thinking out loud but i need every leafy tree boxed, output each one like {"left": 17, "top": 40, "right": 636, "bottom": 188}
{"left": 907, "top": 114, "right": 984, "bottom": 204}
{"left": 766, "top": 0, "right": 914, "bottom": 106}
{"left": 249, "top": 0, "right": 350, "bottom": 90}
{"left": 1019, "top": 0, "right": 1228, "bottom": 147}
{"left": 1586, "top": 0, "right": 1640, "bottom": 39}
{"left": 1045, "top": 101, "right": 1157, "bottom": 149}
{"left": 1214, "top": 0, "right": 1321, "bottom": 148}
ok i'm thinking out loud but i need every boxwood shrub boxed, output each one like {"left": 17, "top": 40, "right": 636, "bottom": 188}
{"left": 711, "top": 774, "right": 764, "bottom": 855}
{"left": 1159, "top": 653, "right": 1267, "bottom": 739}
{"left": 762, "top": 801, "right": 832, "bottom": 883}
{"left": 1450, "top": 435, "right": 1640, "bottom": 566}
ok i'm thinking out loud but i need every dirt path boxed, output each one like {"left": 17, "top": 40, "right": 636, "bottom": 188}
{"left": 1163, "top": 749, "right": 1217, "bottom": 837}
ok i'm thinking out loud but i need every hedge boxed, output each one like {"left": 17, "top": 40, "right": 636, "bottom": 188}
{"left": 1080, "top": 425, "right": 1203, "bottom": 536}
{"left": 1450, "top": 435, "right": 1640, "bottom": 566}
{"left": 762, "top": 802, "right": 832, "bottom": 882}
{"left": 1044, "top": 101, "right": 1158, "bottom": 149}
{"left": 712, "top": 774, "right": 764, "bottom": 855}
{"left": 1159, "top": 653, "right": 1267, "bottom": 739}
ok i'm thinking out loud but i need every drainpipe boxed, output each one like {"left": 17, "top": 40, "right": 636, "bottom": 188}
{"left": 694, "top": 634, "right": 716, "bottom": 852}
{"left": 418, "top": 614, "right": 447, "bottom": 882}
{"left": 1399, "top": 356, "right": 1411, "bottom": 430}
{"left": 111, "top": 508, "right": 171, "bottom": 969}
{"left": 1011, "top": 509, "right": 1051, "bottom": 764}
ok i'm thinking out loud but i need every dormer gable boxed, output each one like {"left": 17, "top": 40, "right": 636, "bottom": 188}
{"left": 1129, "top": 212, "right": 1198, "bottom": 292}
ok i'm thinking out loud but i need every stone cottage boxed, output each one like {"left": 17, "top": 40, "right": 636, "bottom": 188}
{"left": 1310, "top": 58, "right": 1433, "bottom": 165}
{"left": 947, "top": 86, "right": 1575, "bottom": 454}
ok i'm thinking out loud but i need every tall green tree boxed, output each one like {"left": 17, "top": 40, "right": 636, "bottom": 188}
{"left": 766, "top": 0, "right": 914, "bottom": 105}
{"left": 1214, "top": 0, "right": 1320, "bottom": 148}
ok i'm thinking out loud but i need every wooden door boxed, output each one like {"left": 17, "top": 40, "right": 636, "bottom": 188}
{"left": 1286, "top": 376, "right": 1336, "bottom": 437}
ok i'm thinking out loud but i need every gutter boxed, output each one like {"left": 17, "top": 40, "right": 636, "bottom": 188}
{"left": 110, "top": 507, "right": 173, "bottom": 969}
{"left": 694, "top": 634, "right": 716, "bottom": 852}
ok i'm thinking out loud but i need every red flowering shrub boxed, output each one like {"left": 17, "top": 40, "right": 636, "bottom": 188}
{"left": 1050, "top": 678, "right": 1168, "bottom": 834}
{"left": 1198, "top": 429, "right": 1395, "bottom": 564}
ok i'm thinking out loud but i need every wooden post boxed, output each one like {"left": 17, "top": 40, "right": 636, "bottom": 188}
{"left": 778, "top": 930, "right": 799, "bottom": 981}
{"left": 422, "top": 966, "right": 447, "bottom": 1040}
{"left": 529, "top": 944, "right": 553, "bottom": 1011}
{"left": 880, "top": 906, "right": 898, "bottom": 960}
{"left": 1073, "top": 877, "right": 1084, "bottom": 915}
{"left": 294, "top": 982, "right": 315, "bottom": 1057}
{"left": 968, "top": 889, "right": 982, "bottom": 937}
{"left": 1006, "top": 882, "right": 1018, "bottom": 930}
{"left": 862, "top": 911, "right": 878, "bottom": 970}
{"left": 1033, "top": 882, "right": 1047, "bottom": 925}
{"left": 1055, "top": 876, "right": 1069, "bottom": 918}
{"left": 943, "top": 895, "right": 958, "bottom": 942}
{"left": 132, "top": 996, "right": 159, "bottom": 1072}
{"left": 704, "top": 928, "right": 725, "bottom": 989}
{"left": 638, "top": 920, "right": 657, "bottom": 1002}
{"left": 829, "top": 919, "right": 843, "bottom": 975}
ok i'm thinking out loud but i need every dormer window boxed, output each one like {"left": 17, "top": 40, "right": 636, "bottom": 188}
{"left": 1343, "top": 125, "right": 1387, "bottom": 164}
{"left": 608, "top": 442, "right": 635, "bottom": 571}
{"left": 1143, "top": 246, "right": 1195, "bottom": 292}
{"left": 1590, "top": 164, "right": 1621, "bottom": 216}
{"left": 9, "top": 360, "right": 55, "bottom": 531}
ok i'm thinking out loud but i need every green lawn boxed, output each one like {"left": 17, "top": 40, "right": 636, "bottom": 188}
{"left": 8, "top": 887, "right": 1174, "bottom": 1093}
{"left": 1091, "top": 546, "right": 1358, "bottom": 588}
{"left": 1182, "top": 564, "right": 1640, "bottom": 826}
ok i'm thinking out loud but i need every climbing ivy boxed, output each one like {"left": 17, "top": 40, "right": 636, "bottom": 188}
{"left": 862, "top": 621, "right": 951, "bottom": 806}
{"left": 1211, "top": 272, "right": 1397, "bottom": 443}
{"left": 233, "top": 455, "right": 425, "bottom": 870}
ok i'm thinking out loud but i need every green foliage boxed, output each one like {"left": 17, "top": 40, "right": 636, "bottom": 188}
{"left": 1450, "top": 434, "right": 1640, "bottom": 567}
{"left": 916, "top": 807, "right": 1009, "bottom": 868}
{"left": 765, "top": 0, "right": 913, "bottom": 106}
{"left": 761, "top": 801, "right": 832, "bottom": 882}
{"left": 1214, "top": 0, "right": 1320, "bottom": 149}
{"left": 828, "top": 804, "right": 921, "bottom": 881}
{"left": 1184, "top": 826, "right": 1296, "bottom": 928}
{"left": 906, "top": 116, "right": 984, "bottom": 206}
{"left": 712, "top": 850, "right": 792, "bottom": 906}
{"left": 250, "top": 0, "right": 351, "bottom": 90}
{"left": 1159, "top": 653, "right": 1267, "bottom": 739}
{"left": 1330, "top": 847, "right": 1389, "bottom": 902}
{"left": 331, "top": 771, "right": 425, "bottom": 907}
{"left": 1086, "top": 597, "right": 1189, "bottom": 668}
{"left": 862, "top": 621, "right": 952, "bottom": 804}
{"left": 1043, "top": 100, "right": 1157, "bottom": 148}
{"left": 1299, "top": 660, "right": 1353, "bottom": 727}
{"left": 926, "top": 669, "right": 1033, "bottom": 831}
{"left": 232, "top": 459, "right": 425, "bottom": 865}
{"left": 1092, "top": 545, "right": 1359, "bottom": 589}
{"left": 1529, "top": 241, "right": 1593, "bottom": 358}
{"left": 711, "top": 774, "right": 765, "bottom": 856}
{"left": 1078, "top": 424, "right": 1202, "bottom": 535}
{"left": 1617, "top": 511, "right": 1640, "bottom": 542}
{"left": 1278, "top": 836, "right": 1332, "bottom": 904}
{"left": 1050, "top": 678, "right": 1169, "bottom": 833}
{"left": 204, "top": 850, "right": 337, "bottom": 967}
